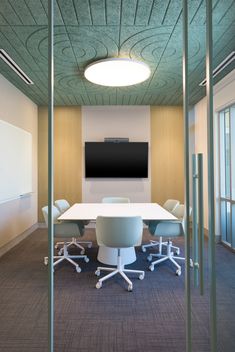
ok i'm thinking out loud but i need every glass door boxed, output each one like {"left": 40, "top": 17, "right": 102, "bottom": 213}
{"left": 185, "top": 0, "right": 216, "bottom": 351}
{"left": 219, "top": 105, "right": 235, "bottom": 249}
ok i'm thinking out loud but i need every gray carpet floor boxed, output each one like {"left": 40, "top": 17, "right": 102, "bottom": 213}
{"left": 0, "top": 228, "right": 234, "bottom": 352}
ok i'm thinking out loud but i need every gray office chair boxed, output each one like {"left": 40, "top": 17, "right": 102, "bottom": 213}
{"left": 42, "top": 205, "right": 89, "bottom": 272}
{"left": 95, "top": 216, "right": 145, "bottom": 291}
{"left": 102, "top": 197, "right": 130, "bottom": 203}
{"left": 141, "top": 199, "right": 180, "bottom": 254}
{"left": 54, "top": 199, "right": 92, "bottom": 254}
{"left": 147, "top": 204, "right": 193, "bottom": 276}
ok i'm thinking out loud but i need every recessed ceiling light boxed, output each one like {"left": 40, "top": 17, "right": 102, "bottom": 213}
{"left": 84, "top": 58, "right": 151, "bottom": 87}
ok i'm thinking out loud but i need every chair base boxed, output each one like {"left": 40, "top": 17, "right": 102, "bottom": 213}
{"left": 148, "top": 240, "right": 193, "bottom": 275}
{"left": 95, "top": 251, "right": 145, "bottom": 291}
{"left": 44, "top": 243, "right": 89, "bottom": 272}
{"left": 141, "top": 236, "right": 180, "bottom": 255}
{"left": 55, "top": 237, "right": 92, "bottom": 255}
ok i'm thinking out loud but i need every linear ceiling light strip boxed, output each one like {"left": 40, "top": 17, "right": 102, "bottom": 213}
{"left": 0, "top": 49, "right": 34, "bottom": 85}
{"left": 199, "top": 51, "right": 235, "bottom": 86}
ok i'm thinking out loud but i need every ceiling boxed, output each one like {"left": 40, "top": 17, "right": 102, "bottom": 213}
{"left": 0, "top": 0, "right": 234, "bottom": 106}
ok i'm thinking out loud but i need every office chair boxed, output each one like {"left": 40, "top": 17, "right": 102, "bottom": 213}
{"left": 95, "top": 216, "right": 145, "bottom": 291}
{"left": 147, "top": 204, "right": 193, "bottom": 275}
{"left": 102, "top": 197, "right": 130, "bottom": 203}
{"left": 42, "top": 205, "right": 89, "bottom": 273}
{"left": 141, "top": 199, "right": 180, "bottom": 254}
{"left": 54, "top": 199, "right": 92, "bottom": 255}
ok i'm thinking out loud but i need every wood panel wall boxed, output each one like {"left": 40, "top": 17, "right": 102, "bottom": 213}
{"left": 38, "top": 105, "right": 184, "bottom": 221}
{"left": 151, "top": 106, "right": 184, "bottom": 205}
{"left": 38, "top": 106, "right": 82, "bottom": 222}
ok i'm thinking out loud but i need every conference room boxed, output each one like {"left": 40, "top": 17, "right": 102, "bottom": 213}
{"left": 0, "top": 1, "right": 235, "bottom": 352}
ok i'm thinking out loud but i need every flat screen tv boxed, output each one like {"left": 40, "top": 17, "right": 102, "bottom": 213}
{"left": 85, "top": 142, "right": 148, "bottom": 178}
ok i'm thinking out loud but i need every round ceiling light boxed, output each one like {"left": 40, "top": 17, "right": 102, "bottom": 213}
{"left": 84, "top": 58, "right": 151, "bottom": 87}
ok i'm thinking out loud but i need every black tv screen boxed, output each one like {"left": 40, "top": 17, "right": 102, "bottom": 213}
{"left": 85, "top": 142, "right": 148, "bottom": 178}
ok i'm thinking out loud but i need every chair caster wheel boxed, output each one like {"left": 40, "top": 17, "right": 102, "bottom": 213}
{"left": 141, "top": 246, "right": 146, "bottom": 253}
{"left": 96, "top": 281, "right": 102, "bottom": 289}
{"left": 58, "top": 249, "right": 63, "bottom": 256}
{"left": 87, "top": 243, "right": 92, "bottom": 248}
{"left": 95, "top": 270, "right": 100, "bottom": 276}
{"left": 176, "top": 269, "right": 181, "bottom": 276}
{"left": 127, "top": 284, "right": 133, "bottom": 292}
{"left": 84, "top": 257, "right": 89, "bottom": 263}
{"left": 76, "top": 266, "right": 81, "bottom": 273}
{"left": 147, "top": 255, "right": 152, "bottom": 262}
{"left": 44, "top": 258, "right": 48, "bottom": 265}
{"left": 80, "top": 249, "right": 85, "bottom": 255}
{"left": 149, "top": 265, "right": 154, "bottom": 272}
{"left": 175, "top": 249, "right": 180, "bottom": 255}
{"left": 139, "top": 273, "right": 145, "bottom": 280}
{"left": 190, "top": 259, "right": 193, "bottom": 267}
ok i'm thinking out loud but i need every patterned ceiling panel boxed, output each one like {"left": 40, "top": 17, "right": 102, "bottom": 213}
{"left": 0, "top": 0, "right": 234, "bottom": 106}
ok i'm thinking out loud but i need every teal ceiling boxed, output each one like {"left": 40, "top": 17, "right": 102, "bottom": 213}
{"left": 0, "top": 0, "right": 234, "bottom": 106}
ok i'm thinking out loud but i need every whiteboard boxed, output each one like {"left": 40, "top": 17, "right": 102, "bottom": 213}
{"left": 0, "top": 120, "right": 32, "bottom": 203}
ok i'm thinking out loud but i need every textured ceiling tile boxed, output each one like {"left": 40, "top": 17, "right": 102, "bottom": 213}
{"left": 24, "top": 0, "right": 48, "bottom": 25}
{"left": 148, "top": 0, "right": 170, "bottom": 26}
{"left": 120, "top": 26, "right": 172, "bottom": 64}
{"left": 217, "top": 0, "right": 235, "bottom": 26}
{"left": 188, "top": 0, "right": 204, "bottom": 23}
{"left": 9, "top": 0, "right": 36, "bottom": 25}
{"left": 162, "top": 0, "right": 182, "bottom": 26}
{"left": 212, "top": 0, "right": 232, "bottom": 24}
{"left": 190, "top": 0, "right": 206, "bottom": 25}
{"left": 66, "top": 26, "right": 119, "bottom": 65}
{"left": 57, "top": 0, "right": 78, "bottom": 26}
{"left": 89, "top": 0, "right": 106, "bottom": 25}
{"left": 106, "top": 0, "right": 121, "bottom": 25}
{"left": 40, "top": 0, "right": 64, "bottom": 25}
{"left": 121, "top": 0, "right": 138, "bottom": 25}
{"left": 0, "top": 27, "right": 40, "bottom": 80}
{"left": 135, "top": 0, "right": 155, "bottom": 26}
{"left": 0, "top": 13, "right": 8, "bottom": 25}
{"left": 102, "top": 93, "right": 111, "bottom": 105}
{"left": 73, "top": 0, "right": 92, "bottom": 25}
{"left": 0, "top": 0, "right": 23, "bottom": 25}
{"left": 0, "top": 0, "right": 234, "bottom": 106}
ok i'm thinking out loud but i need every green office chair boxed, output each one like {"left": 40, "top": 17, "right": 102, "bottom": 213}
{"left": 42, "top": 205, "right": 89, "bottom": 273}
{"left": 141, "top": 199, "right": 180, "bottom": 254}
{"left": 102, "top": 197, "right": 130, "bottom": 203}
{"left": 95, "top": 216, "right": 145, "bottom": 291}
{"left": 147, "top": 204, "right": 193, "bottom": 276}
{"left": 54, "top": 199, "right": 92, "bottom": 254}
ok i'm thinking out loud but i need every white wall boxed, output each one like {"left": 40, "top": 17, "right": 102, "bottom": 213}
{"left": 193, "top": 69, "right": 235, "bottom": 233}
{"left": 82, "top": 106, "right": 151, "bottom": 203}
{"left": 0, "top": 74, "right": 38, "bottom": 251}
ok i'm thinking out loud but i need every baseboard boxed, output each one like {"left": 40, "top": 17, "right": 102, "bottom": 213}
{"left": 38, "top": 222, "right": 47, "bottom": 228}
{"left": 203, "top": 227, "right": 221, "bottom": 243}
{"left": 0, "top": 223, "right": 38, "bottom": 258}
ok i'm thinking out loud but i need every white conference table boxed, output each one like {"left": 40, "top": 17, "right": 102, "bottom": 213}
{"left": 58, "top": 203, "right": 176, "bottom": 265}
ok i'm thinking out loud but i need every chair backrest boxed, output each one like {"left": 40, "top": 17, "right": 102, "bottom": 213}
{"left": 42, "top": 205, "right": 61, "bottom": 226}
{"left": 163, "top": 199, "right": 180, "bottom": 212}
{"left": 172, "top": 204, "right": 192, "bottom": 220}
{"left": 55, "top": 199, "right": 70, "bottom": 213}
{"left": 96, "top": 216, "right": 143, "bottom": 248}
{"left": 102, "top": 197, "right": 130, "bottom": 203}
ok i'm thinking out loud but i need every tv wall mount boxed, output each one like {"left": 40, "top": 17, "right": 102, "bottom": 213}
{"left": 104, "top": 138, "right": 129, "bottom": 143}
